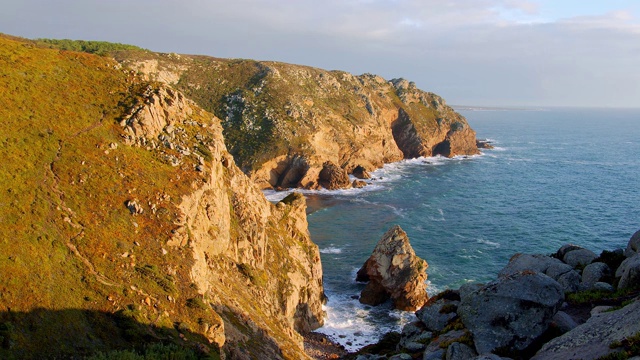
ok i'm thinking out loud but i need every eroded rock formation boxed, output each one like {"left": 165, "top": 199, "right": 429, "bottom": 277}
{"left": 356, "top": 225, "right": 429, "bottom": 311}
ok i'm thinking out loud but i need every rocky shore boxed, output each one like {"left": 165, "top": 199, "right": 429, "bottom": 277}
{"left": 314, "top": 229, "right": 640, "bottom": 360}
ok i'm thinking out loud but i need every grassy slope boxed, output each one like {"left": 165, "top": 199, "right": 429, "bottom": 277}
{"left": 0, "top": 34, "right": 220, "bottom": 358}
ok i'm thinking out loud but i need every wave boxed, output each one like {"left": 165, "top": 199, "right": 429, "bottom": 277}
{"left": 320, "top": 247, "right": 343, "bottom": 254}
{"left": 476, "top": 238, "right": 500, "bottom": 247}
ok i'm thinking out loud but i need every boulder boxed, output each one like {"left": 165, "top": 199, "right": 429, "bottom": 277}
{"left": 556, "top": 244, "right": 583, "bottom": 259}
{"left": 446, "top": 342, "right": 477, "bottom": 360}
{"left": 593, "top": 282, "right": 615, "bottom": 292}
{"left": 352, "top": 179, "right": 368, "bottom": 188}
{"left": 318, "top": 161, "right": 351, "bottom": 190}
{"left": 551, "top": 311, "right": 579, "bottom": 333}
{"left": 563, "top": 248, "right": 597, "bottom": 268}
{"left": 625, "top": 229, "right": 640, "bottom": 257}
{"left": 415, "top": 298, "right": 459, "bottom": 332}
{"left": 499, "top": 253, "right": 580, "bottom": 292}
{"left": 398, "top": 322, "right": 432, "bottom": 352}
{"left": 615, "top": 254, "right": 640, "bottom": 290}
{"left": 353, "top": 165, "right": 371, "bottom": 179}
{"left": 532, "top": 300, "right": 640, "bottom": 360}
{"left": 581, "top": 262, "right": 611, "bottom": 288}
{"left": 357, "top": 226, "right": 429, "bottom": 311}
{"left": 458, "top": 271, "right": 564, "bottom": 354}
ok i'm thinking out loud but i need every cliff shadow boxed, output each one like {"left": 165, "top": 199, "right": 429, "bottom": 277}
{"left": 0, "top": 307, "right": 219, "bottom": 360}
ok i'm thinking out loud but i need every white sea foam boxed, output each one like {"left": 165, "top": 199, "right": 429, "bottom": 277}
{"left": 316, "top": 291, "right": 413, "bottom": 352}
{"left": 320, "top": 247, "right": 343, "bottom": 254}
{"left": 476, "top": 238, "right": 500, "bottom": 247}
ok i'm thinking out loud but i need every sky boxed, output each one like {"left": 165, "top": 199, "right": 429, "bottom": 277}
{"left": 2, "top": 0, "right": 640, "bottom": 108}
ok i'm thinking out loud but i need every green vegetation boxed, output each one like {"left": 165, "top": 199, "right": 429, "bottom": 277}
{"left": 36, "top": 38, "right": 147, "bottom": 56}
{"left": 597, "top": 332, "right": 640, "bottom": 360}
{"left": 87, "top": 342, "right": 218, "bottom": 360}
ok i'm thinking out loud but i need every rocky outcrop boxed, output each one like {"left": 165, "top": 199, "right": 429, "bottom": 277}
{"left": 116, "top": 53, "right": 480, "bottom": 190}
{"left": 353, "top": 230, "right": 640, "bottom": 360}
{"left": 356, "top": 226, "right": 429, "bottom": 311}
{"left": 458, "top": 272, "right": 565, "bottom": 354}
{"left": 626, "top": 229, "right": 640, "bottom": 257}
{"left": 319, "top": 161, "right": 352, "bottom": 190}
{"left": 532, "top": 300, "right": 640, "bottom": 360}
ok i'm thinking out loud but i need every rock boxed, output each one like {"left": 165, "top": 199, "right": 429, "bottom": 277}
{"left": 458, "top": 271, "right": 564, "bottom": 354}
{"left": 125, "top": 199, "right": 144, "bottom": 215}
{"left": 398, "top": 322, "right": 432, "bottom": 351}
{"left": 389, "top": 354, "right": 412, "bottom": 360}
{"left": 423, "top": 349, "right": 445, "bottom": 360}
{"left": 404, "top": 341, "right": 426, "bottom": 352}
{"left": 353, "top": 165, "right": 371, "bottom": 179}
{"left": 551, "top": 311, "right": 578, "bottom": 333}
{"left": 415, "top": 298, "right": 459, "bottom": 332}
{"left": 472, "top": 355, "right": 513, "bottom": 360}
{"left": 616, "top": 254, "right": 640, "bottom": 290}
{"left": 581, "top": 262, "right": 611, "bottom": 288}
{"left": 563, "top": 248, "right": 597, "bottom": 268}
{"left": 357, "top": 225, "right": 429, "bottom": 311}
{"left": 476, "top": 139, "right": 494, "bottom": 149}
{"left": 423, "top": 330, "right": 467, "bottom": 356}
{"left": 625, "top": 229, "right": 640, "bottom": 257}
{"left": 556, "top": 244, "right": 583, "bottom": 259}
{"left": 593, "top": 282, "right": 615, "bottom": 292}
{"left": 590, "top": 306, "right": 613, "bottom": 316}
{"left": 499, "top": 253, "right": 580, "bottom": 292}
{"left": 319, "top": 161, "right": 351, "bottom": 190}
{"left": 532, "top": 300, "right": 640, "bottom": 360}
{"left": 446, "top": 342, "right": 477, "bottom": 360}
{"left": 352, "top": 179, "right": 367, "bottom": 188}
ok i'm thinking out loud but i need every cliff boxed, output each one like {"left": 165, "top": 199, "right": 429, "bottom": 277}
{"left": 113, "top": 51, "right": 480, "bottom": 190}
{"left": 0, "top": 35, "right": 324, "bottom": 359}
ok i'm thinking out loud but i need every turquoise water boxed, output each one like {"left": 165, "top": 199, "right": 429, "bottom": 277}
{"left": 267, "top": 108, "right": 640, "bottom": 350}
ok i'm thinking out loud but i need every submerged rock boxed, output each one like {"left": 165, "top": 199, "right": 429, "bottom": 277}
{"left": 356, "top": 225, "right": 429, "bottom": 311}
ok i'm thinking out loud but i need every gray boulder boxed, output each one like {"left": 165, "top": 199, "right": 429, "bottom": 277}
{"left": 626, "top": 229, "right": 640, "bottom": 257}
{"left": 593, "top": 282, "right": 615, "bottom": 292}
{"left": 415, "top": 298, "right": 459, "bottom": 332}
{"left": 423, "top": 349, "right": 445, "bottom": 360}
{"left": 616, "top": 254, "right": 640, "bottom": 290}
{"left": 532, "top": 300, "right": 640, "bottom": 360}
{"left": 563, "top": 248, "right": 597, "bottom": 268}
{"left": 498, "top": 253, "right": 579, "bottom": 292}
{"left": 551, "top": 311, "right": 579, "bottom": 333}
{"left": 556, "top": 244, "right": 583, "bottom": 259}
{"left": 458, "top": 271, "right": 564, "bottom": 354}
{"left": 398, "top": 322, "right": 432, "bottom": 352}
{"left": 581, "top": 262, "right": 611, "bottom": 288}
{"left": 389, "top": 354, "right": 412, "bottom": 360}
{"left": 446, "top": 342, "right": 477, "bottom": 360}
{"left": 473, "top": 356, "right": 513, "bottom": 360}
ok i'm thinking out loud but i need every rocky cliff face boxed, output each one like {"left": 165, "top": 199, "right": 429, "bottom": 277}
{"left": 116, "top": 52, "right": 480, "bottom": 190}
{"left": 0, "top": 35, "right": 324, "bottom": 360}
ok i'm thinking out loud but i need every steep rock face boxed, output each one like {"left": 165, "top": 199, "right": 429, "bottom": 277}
{"left": 123, "top": 85, "right": 326, "bottom": 356}
{"left": 0, "top": 36, "right": 323, "bottom": 360}
{"left": 356, "top": 225, "right": 429, "bottom": 311}
{"left": 116, "top": 53, "right": 480, "bottom": 190}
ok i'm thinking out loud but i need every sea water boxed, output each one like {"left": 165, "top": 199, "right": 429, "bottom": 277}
{"left": 265, "top": 108, "right": 640, "bottom": 351}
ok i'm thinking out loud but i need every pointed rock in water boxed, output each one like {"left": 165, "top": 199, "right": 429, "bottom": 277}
{"left": 356, "top": 225, "right": 428, "bottom": 311}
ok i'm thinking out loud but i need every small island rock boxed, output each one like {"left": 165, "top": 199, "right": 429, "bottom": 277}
{"left": 356, "top": 225, "right": 428, "bottom": 311}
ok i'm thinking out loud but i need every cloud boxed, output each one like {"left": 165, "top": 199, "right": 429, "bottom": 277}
{"left": 1, "top": 0, "right": 639, "bottom": 106}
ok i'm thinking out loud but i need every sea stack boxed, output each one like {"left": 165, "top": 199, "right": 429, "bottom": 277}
{"left": 356, "top": 225, "right": 429, "bottom": 311}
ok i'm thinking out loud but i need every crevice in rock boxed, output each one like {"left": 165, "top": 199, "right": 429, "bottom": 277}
{"left": 432, "top": 140, "right": 451, "bottom": 157}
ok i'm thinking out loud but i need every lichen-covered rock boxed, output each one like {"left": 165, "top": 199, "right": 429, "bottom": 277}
{"left": 625, "top": 229, "right": 640, "bottom": 257}
{"left": 615, "top": 254, "right": 640, "bottom": 290}
{"left": 532, "top": 300, "right": 640, "bottom": 360}
{"left": 458, "top": 271, "right": 564, "bottom": 354}
{"left": 357, "top": 225, "right": 429, "bottom": 311}
{"left": 415, "top": 298, "right": 459, "bottom": 332}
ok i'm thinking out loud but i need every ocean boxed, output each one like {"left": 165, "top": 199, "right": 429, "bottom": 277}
{"left": 265, "top": 107, "right": 640, "bottom": 351}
